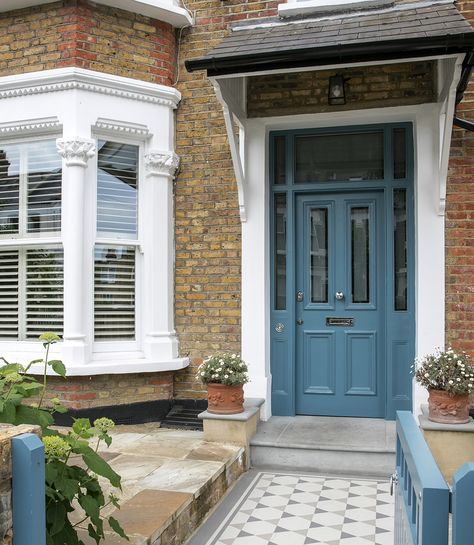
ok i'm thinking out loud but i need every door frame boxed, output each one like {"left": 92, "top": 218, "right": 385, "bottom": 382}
{"left": 269, "top": 123, "right": 415, "bottom": 419}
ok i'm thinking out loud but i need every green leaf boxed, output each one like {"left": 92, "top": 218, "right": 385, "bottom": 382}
{"left": 0, "top": 401, "right": 16, "bottom": 424}
{"left": 45, "top": 464, "right": 58, "bottom": 485}
{"left": 108, "top": 516, "right": 129, "bottom": 540}
{"left": 59, "top": 478, "right": 79, "bottom": 500}
{"left": 46, "top": 502, "right": 66, "bottom": 536}
{"left": 79, "top": 495, "right": 100, "bottom": 526}
{"left": 82, "top": 450, "right": 121, "bottom": 488}
{"left": 72, "top": 418, "right": 92, "bottom": 438}
{"left": 50, "top": 360, "right": 66, "bottom": 378}
{"left": 53, "top": 404, "right": 68, "bottom": 414}
{"left": 87, "top": 523, "right": 101, "bottom": 545}
{"left": 16, "top": 405, "right": 53, "bottom": 428}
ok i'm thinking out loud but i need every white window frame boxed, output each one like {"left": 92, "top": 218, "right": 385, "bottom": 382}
{"left": 88, "top": 133, "right": 145, "bottom": 354}
{"left": 0, "top": 67, "right": 188, "bottom": 375}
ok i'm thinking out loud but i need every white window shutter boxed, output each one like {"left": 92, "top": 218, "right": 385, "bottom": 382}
{"left": 0, "top": 249, "right": 19, "bottom": 338}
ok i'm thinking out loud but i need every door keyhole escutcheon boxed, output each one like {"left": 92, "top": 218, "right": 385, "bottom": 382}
{"left": 296, "top": 319, "right": 304, "bottom": 326}
{"left": 296, "top": 291, "right": 304, "bottom": 302}
{"left": 335, "top": 291, "right": 344, "bottom": 300}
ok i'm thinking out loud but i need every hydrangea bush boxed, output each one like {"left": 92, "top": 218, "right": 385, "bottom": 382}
{"left": 414, "top": 347, "right": 474, "bottom": 396}
{"left": 197, "top": 354, "right": 249, "bottom": 386}
{"left": 0, "top": 333, "right": 128, "bottom": 545}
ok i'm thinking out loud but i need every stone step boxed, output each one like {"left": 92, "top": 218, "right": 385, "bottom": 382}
{"left": 250, "top": 415, "right": 396, "bottom": 479}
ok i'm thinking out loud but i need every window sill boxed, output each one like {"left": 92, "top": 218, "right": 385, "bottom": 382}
{"left": 0, "top": 0, "right": 193, "bottom": 28}
{"left": 4, "top": 351, "right": 189, "bottom": 376}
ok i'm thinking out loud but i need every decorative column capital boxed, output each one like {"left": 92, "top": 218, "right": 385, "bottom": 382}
{"left": 56, "top": 138, "right": 96, "bottom": 168}
{"left": 145, "top": 150, "right": 180, "bottom": 177}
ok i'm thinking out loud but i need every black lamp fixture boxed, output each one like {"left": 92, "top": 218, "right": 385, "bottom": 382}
{"left": 328, "top": 74, "right": 347, "bottom": 105}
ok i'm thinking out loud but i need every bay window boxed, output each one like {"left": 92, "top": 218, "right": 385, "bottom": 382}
{"left": 0, "top": 139, "right": 63, "bottom": 341}
{"left": 0, "top": 67, "right": 186, "bottom": 374}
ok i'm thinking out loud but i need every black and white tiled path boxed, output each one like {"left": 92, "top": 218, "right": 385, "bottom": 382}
{"left": 204, "top": 473, "right": 394, "bottom": 545}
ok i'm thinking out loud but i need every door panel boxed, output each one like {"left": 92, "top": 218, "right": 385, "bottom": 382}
{"left": 295, "top": 192, "right": 385, "bottom": 417}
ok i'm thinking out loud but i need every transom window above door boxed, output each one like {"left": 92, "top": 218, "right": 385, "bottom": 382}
{"left": 273, "top": 126, "right": 409, "bottom": 185}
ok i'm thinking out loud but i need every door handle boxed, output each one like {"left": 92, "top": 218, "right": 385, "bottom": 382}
{"left": 335, "top": 291, "right": 344, "bottom": 300}
{"left": 296, "top": 319, "right": 304, "bottom": 325}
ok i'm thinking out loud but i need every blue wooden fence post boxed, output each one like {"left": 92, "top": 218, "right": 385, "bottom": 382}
{"left": 452, "top": 462, "right": 474, "bottom": 545}
{"left": 11, "top": 433, "right": 45, "bottom": 545}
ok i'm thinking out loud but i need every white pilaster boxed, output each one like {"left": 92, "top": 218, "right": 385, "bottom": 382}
{"left": 57, "top": 138, "right": 96, "bottom": 365}
{"left": 142, "top": 150, "right": 180, "bottom": 361}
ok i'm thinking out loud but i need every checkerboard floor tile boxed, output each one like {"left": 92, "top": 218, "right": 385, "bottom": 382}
{"left": 208, "top": 473, "right": 394, "bottom": 545}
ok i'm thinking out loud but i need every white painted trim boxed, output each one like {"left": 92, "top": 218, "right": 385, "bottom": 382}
{"left": 93, "top": 118, "right": 151, "bottom": 139}
{"left": 278, "top": 0, "right": 393, "bottom": 18}
{"left": 211, "top": 78, "right": 248, "bottom": 222}
{"left": 0, "top": 0, "right": 193, "bottom": 28}
{"left": 242, "top": 103, "right": 447, "bottom": 419}
{"left": 0, "top": 116, "right": 61, "bottom": 137}
{"left": 0, "top": 67, "right": 181, "bottom": 108}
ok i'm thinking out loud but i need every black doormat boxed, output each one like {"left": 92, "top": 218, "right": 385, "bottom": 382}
{"left": 160, "top": 399, "right": 208, "bottom": 431}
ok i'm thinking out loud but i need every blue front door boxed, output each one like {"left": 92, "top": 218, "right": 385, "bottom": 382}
{"left": 270, "top": 124, "right": 415, "bottom": 419}
{"left": 295, "top": 192, "right": 385, "bottom": 417}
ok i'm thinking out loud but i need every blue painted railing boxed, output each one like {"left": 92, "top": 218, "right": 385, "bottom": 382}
{"left": 394, "top": 411, "right": 450, "bottom": 545}
{"left": 452, "top": 462, "right": 474, "bottom": 545}
{"left": 11, "top": 433, "right": 45, "bottom": 545}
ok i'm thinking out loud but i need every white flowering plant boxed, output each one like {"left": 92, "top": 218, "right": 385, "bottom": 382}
{"left": 414, "top": 348, "right": 474, "bottom": 396}
{"left": 197, "top": 354, "right": 249, "bottom": 386}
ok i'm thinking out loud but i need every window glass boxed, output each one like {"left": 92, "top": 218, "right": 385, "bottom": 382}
{"left": 394, "top": 189, "right": 408, "bottom": 311}
{"left": 295, "top": 132, "right": 384, "bottom": 183}
{"left": 351, "top": 207, "right": 370, "bottom": 304}
{"left": 0, "top": 249, "right": 18, "bottom": 338}
{"left": 97, "top": 141, "right": 138, "bottom": 238}
{"left": 274, "top": 194, "right": 286, "bottom": 310}
{"left": 27, "top": 141, "right": 62, "bottom": 233}
{"left": 310, "top": 208, "right": 328, "bottom": 303}
{"left": 393, "top": 128, "right": 407, "bottom": 180}
{"left": 0, "top": 145, "right": 20, "bottom": 234}
{"left": 273, "top": 136, "right": 286, "bottom": 185}
{"left": 94, "top": 245, "right": 135, "bottom": 340}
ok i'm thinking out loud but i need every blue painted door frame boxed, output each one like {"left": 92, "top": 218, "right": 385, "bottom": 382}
{"left": 270, "top": 124, "right": 415, "bottom": 420}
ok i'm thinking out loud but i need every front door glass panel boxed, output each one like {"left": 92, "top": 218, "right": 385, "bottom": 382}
{"left": 274, "top": 193, "right": 287, "bottom": 310}
{"left": 394, "top": 189, "right": 407, "bottom": 311}
{"left": 295, "top": 131, "right": 384, "bottom": 183}
{"left": 310, "top": 208, "right": 328, "bottom": 303}
{"left": 351, "top": 206, "right": 370, "bottom": 304}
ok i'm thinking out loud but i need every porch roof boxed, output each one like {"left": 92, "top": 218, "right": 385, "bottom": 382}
{"left": 185, "top": 0, "right": 474, "bottom": 76}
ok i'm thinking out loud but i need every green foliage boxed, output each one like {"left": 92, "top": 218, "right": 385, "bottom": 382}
{"left": 414, "top": 347, "right": 474, "bottom": 396}
{"left": 0, "top": 334, "right": 128, "bottom": 545}
{"left": 197, "top": 353, "right": 249, "bottom": 386}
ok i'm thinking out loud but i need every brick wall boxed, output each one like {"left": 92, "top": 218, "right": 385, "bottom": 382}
{"left": 35, "top": 372, "right": 174, "bottom": 410}
{"left": 445, "top": 0, "right": 474, "bottom": 357}
{"left": 0, "top": 0, "right": 176, "bottom": 85}
{"left": 173, "top": 1, "right": 278, "bottom": 398}
{"left": 247, "top": 61, "right": 436, "bottom": 118}
{"left": 0, "top": 425, "right": 41, "bottom": 545}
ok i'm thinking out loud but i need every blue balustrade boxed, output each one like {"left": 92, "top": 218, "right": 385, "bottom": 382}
{"left": 394, "top": 411, "right": 450, "bottom": 545}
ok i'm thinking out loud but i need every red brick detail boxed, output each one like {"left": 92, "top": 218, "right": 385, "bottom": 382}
{"left": 0, "top": 0, "right": 176, "bottom": 86}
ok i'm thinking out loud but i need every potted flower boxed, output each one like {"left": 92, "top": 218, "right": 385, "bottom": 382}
{"left": 197, "top": 354, "right": 249, "bottom": 415}
{"left": 414, "top": 348, "right": 474, "bottom": 424}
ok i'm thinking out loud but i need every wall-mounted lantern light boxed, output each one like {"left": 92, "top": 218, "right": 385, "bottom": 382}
{"left": 328, "top": 74, "right": 347, "bottom": 105}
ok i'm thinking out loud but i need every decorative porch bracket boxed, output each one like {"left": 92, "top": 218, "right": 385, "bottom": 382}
{"left": 210, "top": 77, "right": 248, "bottom": 222}
{"left": 437, "top": 55, "right": 464, "bottom": 216}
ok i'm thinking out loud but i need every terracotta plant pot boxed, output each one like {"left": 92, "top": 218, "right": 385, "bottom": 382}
{"left": 207, "top": 383, "right": 244, "bottom": 415}
{"left": 428, "top": 388, "right": 471, "bottom": 424}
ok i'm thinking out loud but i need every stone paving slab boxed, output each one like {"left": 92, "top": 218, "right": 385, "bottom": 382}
{"left": 73, "top": 425, "right": 246, "bottom": 545}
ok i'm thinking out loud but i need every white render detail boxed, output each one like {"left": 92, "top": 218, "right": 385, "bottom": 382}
{"left": 57, "top": 138, "right": 96, "bottom": 168}
{"left": 0, "top": 0, "right": 193, "bottom": 28}
{"left": 0, "top": 67, "right": 187, "bottom": 375}
{"left": 278, "top": 0, "right": 394, "bottom": 18}
{"left": 93, "top": 118, "right": 151, "bottom": 139}
{"left": 0, "top": 68, "right": 181, "bottom": 108}
{"left": 0, "top": 116, "right": 61, "bottom": 136}
{"left": 145, "top": 150, "right": 180, "bottom": 177}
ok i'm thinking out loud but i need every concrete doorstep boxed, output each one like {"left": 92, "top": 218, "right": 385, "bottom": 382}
{"left": 72, "top": 425, "right": 247, "bottom": 545}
